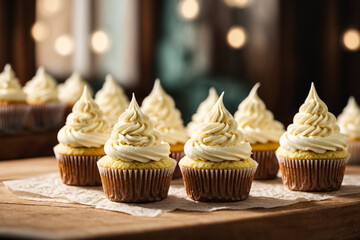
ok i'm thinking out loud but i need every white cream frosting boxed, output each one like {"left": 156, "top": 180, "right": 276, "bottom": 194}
{"left": 104, "top": 94, "right": 170, "bottom": 163}
{"left": 187, "top": 87, "right": 218, "bottom": 136}
{"left": 0, "top": 64, "right": 27, "bottom": 102}
{"left": 95, "top": 74, "right": 129, "bottom": 126}
{"left": 338, "top": 96, "right": 360, "bottom": 139}
{"left": 234, "top": 83, "right": 284, "bottom": 144}
{"left": 280, "top": 83, "right": 348, "bottom": 154}
{"left": 58, "top": 86, "right": 111, "bottom": 148}
{"left": 24, "top": 67, "right": 58, "bottom": 103}
{"left": 141, "top": 79, "right": 188, "bottom": 145}
{"left": 185, "top": 92, "right": 252, "bottom": 162}
{"left": 58, "top": 72, "right": 93, "bottom": 105}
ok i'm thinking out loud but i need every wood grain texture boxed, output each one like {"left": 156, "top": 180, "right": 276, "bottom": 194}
{"left": 1, "top": 157, "right": 360, "bottom": 239}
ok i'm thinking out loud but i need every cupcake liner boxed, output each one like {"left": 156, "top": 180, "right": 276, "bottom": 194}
{"left": 0, "top": 104, "right": 31, "bottom": 134}
{"left": 54, "top": 149, "right": 103, "bottom": 186}
{"left": 277, "top": 156, "right": 348, "bottom": 192}
{"left": 179, "top": 162, "right": 258, "bottom": 202}
{"left": 28, "top": 102, "right": 66, "bottom": 131}
{"left": 98, "top": 159, "right": 176, "bottom": 203}
{"left": 170, "top": 150, "right": 185, "bottom": 179}
{"left": 347, "top": 141, "right": 360, "bottom": 164}
{"left": 252, "top": 150, "right": 279, "bottom": 180}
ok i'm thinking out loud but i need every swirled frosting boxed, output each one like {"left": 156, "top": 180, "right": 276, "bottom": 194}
{"left": 185, "top": 92, "right": 252, "bottom": 162}
{"left": 141, "top": 79, "right": 188, "bottom": 145}
{"left": 58, "top": 72, "right": 93, "bottom": 105}
{"left": 280, "top": 83, "right": 348, "bottom": 153}
{"left": 187, "top": 87, "right": 218, "bottom": 136}
{"left": 0, "top": 64, "right": 27, "bottom": 102}
{"left": 104, "top": 94, "right": 170, "bottom": 163}
{"left": 338, "top": 97, "right": 360, "bottom": 139}
{"left": 24, "top": 67, "right": 58, "bottom": 103}
{"left": 58, "top": 86, "right": 111, "bottom": 148}
{"left": 95, "top": 74, "right": 129, "bottom": 126}
{"left": 234, "top": 83, "right": 284, "bottom": 144}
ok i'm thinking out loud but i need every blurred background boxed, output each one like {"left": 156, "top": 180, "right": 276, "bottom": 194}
{"left": 0, "top": 0, "right": 359, "bottom": 125}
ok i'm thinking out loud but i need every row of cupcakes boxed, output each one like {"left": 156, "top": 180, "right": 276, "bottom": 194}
{"left": 0, "top": 64, "right": 129, "bottom": 133}
{"left": 53, "top": 80, "right": 350, "bottom": 203}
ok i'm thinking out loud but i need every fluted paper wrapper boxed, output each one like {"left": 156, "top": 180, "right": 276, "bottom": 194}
{"left": 54, "top": 149, "right": 103, "bottom": 186}
{"left": 28, "top": 102, "right": 66, "bottom": 130}
{"left": 170, "top": 150, "right": 185, "bottom": 179}
{"left": 179, "top": 162, "right": 258, "bottom": 202}
{"left": 0, "top": 104, "right": 30, "bottom": 133}
{"left": 277, "top": 156, "right": 348, "bottom": 192}
{"left": 98, "top": 160, "right": 176, "bottom": 203}
{"left": 347, "top": 141, "right": 360, "bottom": 164}
{"left": 252, "top": 150, "right": 279, "bottom": 180}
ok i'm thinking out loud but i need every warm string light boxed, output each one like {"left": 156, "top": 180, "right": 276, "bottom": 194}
{"left": 54, "top": 35, "right": 74, "bottom": 56}
{"left": 178, "top": 0, "right": 200, "bottom": 20}
{"left": 227, "top": 26, "right": 247, "bottom": 49}
{"left": 90, "top": 30, "right": 111, "bottom": 54}
{"left": 31, "top": 22, "right": 49, "bottom": 42}
{"left": 342, "top": 29, "right": 360, "bottom": 51}
{"left": 224, "top": 0, "right": 251, "bottom": 8}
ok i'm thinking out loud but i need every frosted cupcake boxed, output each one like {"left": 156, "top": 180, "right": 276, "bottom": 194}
{"left": 179, "top": 93, "right": 257, "bottom": 202}
{"left": 234, "top": 83, "right": 284, "bottom": 179}
{"left": 141, "top": 79, "right": 188, "bottom": 178}
{"left": 98, "top": 94, "right": 175, "bottom": 202}
{"left": 95, "top": 74, "right": 129, "bottom": 127}
{"left": 54, "top": 86, "right": 111, "bottom": 186}
{"left": 277, "top": 83, "right": 349, "bottom": 192}
{"left": 24, "top": 67, "right": 66, "bottom": 130}
{"left": 58, "top": 72, "right": 93, "bottom": 116}
{"left": 0, "top": 64, "right": 30, "bottom": 133}
{"left": 338, "top": 97, "right": 360, "bottom": 164}
{"left": 186, "top": 87, "right": 218, "bottom": 137}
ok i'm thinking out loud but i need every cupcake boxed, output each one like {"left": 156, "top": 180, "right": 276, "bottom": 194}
{"left": 141, "top": 79, "right": 188, "bottom": 178}
{"left": 0, "top": 64, "right": 30, "bottom": 133}
{"left": 24, "top": 67, "right": 66, "bottom": 130}
{"left": 58, "top": 72, "right": 93, "bottom": 117}
{"left": 234, "top": 83, "right": 284, "bottom": 179}
{"left": 186, "top": 87, "right": 218, "bottom": 137}
{"left": 179, "top": 92, "right": 257, "bottom": 202}
{"left": 95, "top": 74, "right": 129, "bottom": 127}
{"left": 338, "top": 97, "right": 360, "bottom": 164}
{"left": 54, "top": 86, "right": 111, "bottom": 186}
{"left": 97, "top": 94, "right": 175, "bottom": 202}
{"left": 277, "top": 83, "right": 349, "bottom": 192}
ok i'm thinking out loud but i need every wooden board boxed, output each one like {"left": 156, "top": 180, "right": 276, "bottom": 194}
{"left": 1, "top": 157, "right": 360, "bottom": 239}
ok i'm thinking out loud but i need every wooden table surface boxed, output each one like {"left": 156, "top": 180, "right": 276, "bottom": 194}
{"left": 1, "top": 157, "right": 360, "bottom": 240}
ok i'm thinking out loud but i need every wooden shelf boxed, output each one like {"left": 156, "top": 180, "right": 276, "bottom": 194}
{"left": 1, "top": 157, "right": 360, "bottom": 239}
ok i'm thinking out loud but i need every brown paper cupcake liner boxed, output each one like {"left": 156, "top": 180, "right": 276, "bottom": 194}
{"left": 28, "top": 102, "right": 66, "bottom": 131}
{"left": 179, "top": 162, "right": 258, "bottom": 202}
{"left": 252, "top": 150, "right": 279, "bottom": 180}
{"left": 170, "top": 150, "right": 185, "bottom": 179}
{"left": 98, "top": 160, "right": 176, "bottom": 203}
{"left": 0, "top": 104, "right": 31, "bottom": 134}
{"left": 54, "top": 149, "right": 103, "bottom": 186}
{"left": 347, "top": 141, "right": 360, "bottom": 164}
{"left": 277, "top": 156, "right": 348, "bottom": 192}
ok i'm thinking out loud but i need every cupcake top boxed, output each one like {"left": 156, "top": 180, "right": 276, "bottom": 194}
{"left": 0, "top": 64, "right": 27, "bottom": 103}
{"left": 338, "top": 96, "right": 360, "bottom": 139}
{"left": 95, "top": 74, "right": 129, "bottom": 126}
{"left": 141, "top": 79, "right": 188, "bottom": 145}
{"left": 187, "top": 87, "right": 218, "bottom": 136}
{"left": 184, "top": 92, "right": 252, "bottom": 162}
{"left": 234, "top": 83, "right": 284, "bottom": 144}
{"left": 57, "top": 86, "right": 111, "bottom": 148}
{"left": 24, "top": 67, "right": 58, "bottom": 104}
{"left": 280, "top": 83, "right": 348, "bottom": 154}
{"left": 58, "top": 72, "right": 93, "bottom": 105}
{"left": 104, "top": 94, "right": 170, "bottom": 163}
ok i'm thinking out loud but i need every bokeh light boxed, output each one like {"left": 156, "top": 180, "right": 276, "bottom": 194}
{"left": 90, "top": 30, "right": 111, "bottom": 54}
{"left": 178, "top": 0, "right": 200, "bottom": 20}
{"left": 54, "top": 35, "right": 74, "bottom": 56}
{"left": 227, "top": 26, "right": 247, "bottom": 49}
{"left": 342, "top": 29, "right": 360, "bottom": 51}
{"left": 31, "top": 22, "right": 49, "bottom": 42}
